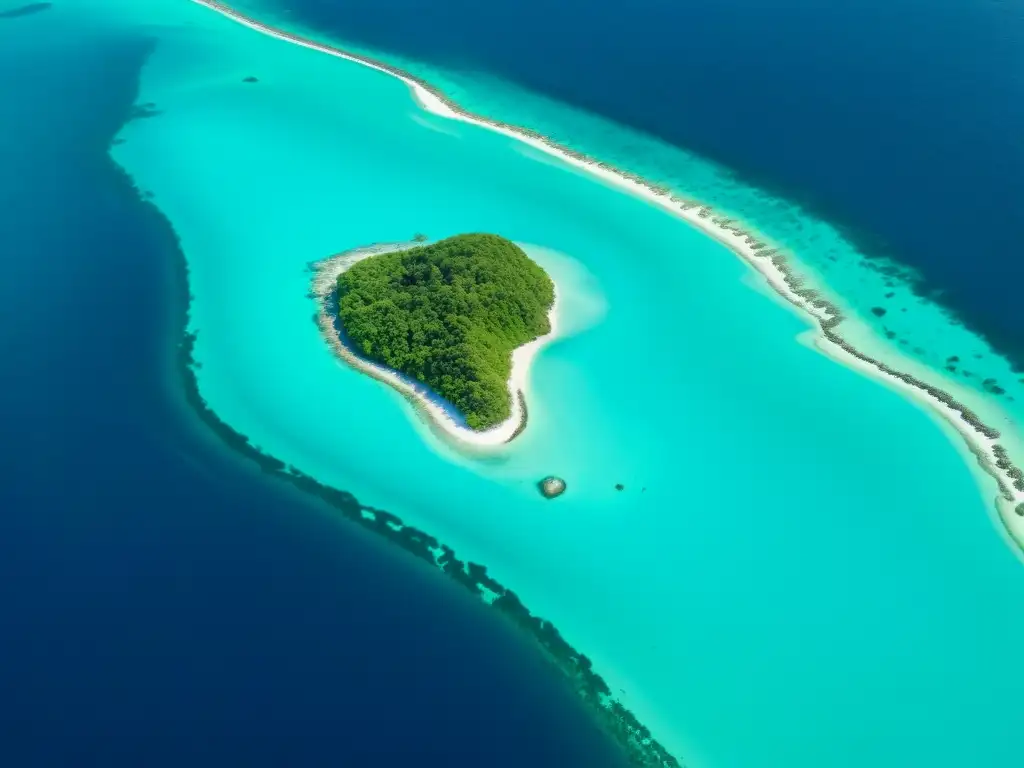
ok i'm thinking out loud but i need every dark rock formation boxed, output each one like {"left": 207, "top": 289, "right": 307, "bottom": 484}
{"left": 242, "top": 76, "right": 259, "bottom": 83}
{"left": 129, "top": 102, "right": 161, "bottom": 120}
{"left": 539, "top": 476, "right": 566, "bottom": 499}
{"left": 983, "top": 378, "right": 1006, "bottom": 395}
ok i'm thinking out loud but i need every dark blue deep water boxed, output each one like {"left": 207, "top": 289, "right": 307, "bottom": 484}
{"left": 279, "top": 0, "right": 1024, "bottom": 367}
{"left": 0, "top": 17, "right": 630, "bottom": 768}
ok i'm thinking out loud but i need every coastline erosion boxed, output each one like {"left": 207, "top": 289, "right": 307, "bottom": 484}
{"left": 310, "top": 242, "right": 559, "bottom": 450}
{"left": 193, "top": 0, "right": 1024, "bottom": 539}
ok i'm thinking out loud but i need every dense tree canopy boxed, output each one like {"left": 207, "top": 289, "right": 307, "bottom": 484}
{"left": 337, "top": 234, "right": 555, "bottom": 429}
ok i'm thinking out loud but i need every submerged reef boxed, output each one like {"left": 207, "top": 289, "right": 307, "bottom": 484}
{"left": 129, "top": 102, "right": 161, "bottom": 120}
{"left": 179, "top": 332, "right": 670, "bottom": 766}
{"left": 0, "top": 2, "right": 51, "bottom": 19}
{"left": 539, "top": 476, "right": 567, "bottom": 499}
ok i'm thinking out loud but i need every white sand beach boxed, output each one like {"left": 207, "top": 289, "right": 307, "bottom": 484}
{"left": 195, "top": 0, "right": 1024, "bottom": 537}
{"left": 310, "top": 243, "right": 560, "bottom": 450}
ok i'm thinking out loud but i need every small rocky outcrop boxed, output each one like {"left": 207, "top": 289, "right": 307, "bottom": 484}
{"left": 242, "top": 76, "right": 259, "bottom": 83}
{"left": 615, "top": 483, "right": 624, "bottom": 491}
{"left": 538, "top": 476, "right": 566, "bottom": 499}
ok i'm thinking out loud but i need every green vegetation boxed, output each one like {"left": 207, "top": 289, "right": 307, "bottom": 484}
{"left": 337, "top": 234, "right": 555, "bottom": 429}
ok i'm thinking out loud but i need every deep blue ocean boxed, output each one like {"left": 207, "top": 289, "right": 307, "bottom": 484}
{"left": 0, "top": 16, "right": 630, "bottom": 767}
{"left": 278, "top": 0, "right": 1024, "bottom": 367}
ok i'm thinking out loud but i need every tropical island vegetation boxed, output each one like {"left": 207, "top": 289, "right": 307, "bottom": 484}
{"left": 336, "top": 234, "right": 555, "bottom": 430}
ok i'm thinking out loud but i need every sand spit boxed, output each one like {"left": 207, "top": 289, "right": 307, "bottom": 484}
{"left": 310, "top": 242, "right": 558, "bottom": 451}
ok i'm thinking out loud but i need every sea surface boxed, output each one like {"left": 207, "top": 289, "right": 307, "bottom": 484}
{"left": 0, "top": 6, "right": 632, "bottom": 767}
{"left": 5, "top": 2, "right": 1024, "bottom": 768}
{"left": 243, "top": 0, "right": 1024, "bottom": 371}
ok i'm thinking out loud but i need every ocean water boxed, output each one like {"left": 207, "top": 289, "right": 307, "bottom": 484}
{"left": 0, "top": 7, "right": 634, "bottom": 767}
{"left": 231, "top": 0, "right": 1024, "bottom": 446}
{"left": 240, "top": 0, "right": 1024, "bottom": 371}
{"left": 49, "top": 1, "right": 1024, "bottom": 767}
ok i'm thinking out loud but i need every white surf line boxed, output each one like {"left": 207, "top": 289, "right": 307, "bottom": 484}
{"left": 193, "top": 0, "right": 1024, "bottom": 539}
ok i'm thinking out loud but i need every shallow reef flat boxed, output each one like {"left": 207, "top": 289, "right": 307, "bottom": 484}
{"left": 61, "top": 0, "right": 1024, "bottom": 766}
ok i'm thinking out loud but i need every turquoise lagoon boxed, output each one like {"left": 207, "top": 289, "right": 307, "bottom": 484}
{"left": 231, "top": 0, "right": 1024, "bottom": 440}
{"left": 71, "top": 1, "right": 1024, "bottom": 766}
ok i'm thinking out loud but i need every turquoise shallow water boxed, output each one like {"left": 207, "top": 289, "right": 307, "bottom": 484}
{"left": 230, "top": 0, "right": 1024, "bottom": 435}
{"left": 71, "top": 1, "right": 1024, "bottom": 766}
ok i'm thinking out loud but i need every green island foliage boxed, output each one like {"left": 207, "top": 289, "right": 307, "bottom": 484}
{"left": 337, "top": 234, "right": 555, "bottom": 430}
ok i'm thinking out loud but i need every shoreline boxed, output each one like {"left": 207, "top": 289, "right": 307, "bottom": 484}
{"left": 309, "top": 242, "right": 559, "bottom": 451}
{"left": 192, "top": 0, "right": 1024, "bottom": 538}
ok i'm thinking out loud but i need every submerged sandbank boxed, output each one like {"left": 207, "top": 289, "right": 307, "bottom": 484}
{"left": 310, "top": 242, "right": 559, "bottom": 451}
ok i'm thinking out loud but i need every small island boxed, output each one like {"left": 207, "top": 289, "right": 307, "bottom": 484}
{"left": 338, "top": 233, "right": 554, "bottom": 429}
{"left": 313, "top": 234, "right": 558, "bottom": 446}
